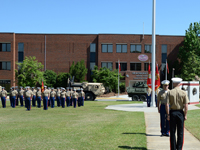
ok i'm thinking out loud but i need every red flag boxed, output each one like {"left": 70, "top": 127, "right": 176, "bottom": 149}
{"left": 41, "top": 80, "right": 44, "bottom": 93}
{"left": 147, "top": 63, "right": 152, "bottom": 89}
{"left": 155, "top": 64, "right": 160, "bottom": 91}
{"left": 166, "top": 61, "right": 169, "bottom": 74}
{"left": 118, "top": 60, "right": 121, "bottom": 72}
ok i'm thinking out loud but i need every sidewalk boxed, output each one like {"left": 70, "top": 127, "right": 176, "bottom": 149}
{"left": 105, "top": 98, "right": 200, "bottom": 150}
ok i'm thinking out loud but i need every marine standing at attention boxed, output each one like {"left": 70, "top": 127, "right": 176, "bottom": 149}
{"left": 56, "top": 87, "right": 61, "bottom": 107}
{"left": 78, "top": 88, "right": 85, "bottom": 107}
{"left": 50, "top": 88, "right": 56, "bottom": 108}
{"left": 15, "top": 86, "right": 19, "bottom": 106}
{"left": 10, "top": 87, "right": 18, "bottom": 108}
{"left": 66, "top": 87, "right": 71, "bottom": 107}
{"left": 0, "top": 87, "right": 7, "bottom": 108}
{"left": 166, "top": 77, "right": 189, "bottom": 150}
{"left": 60, "top": 88, "right": 66, "bottom": 108}
{"left": 32, "top": 87, "right": 37, "bottom": 107}
{"left": 157, "top": 80, "right": 170, "bottom": 136}
{"left": 36, "top": 87, "right": 42, "bottom": 108}
{"left": 146, "top": 88, "right": 152, "bottom": 107}
{"left": 25, "top": 87, "right": 33, "bottom": 111}
{"left": 24, "top": 87, "right": 28, "bottom": 108}
{"left": 19, "top": 87, "right": 24, "bottom": 107}
{"left": 43, "top": 86, "right": 50, "bottom": 110}
{"left": 70, "top": 88, "right": 73, "bottom": 106}
{"left": 72, "top": 89, "right": 79, "bottom": 108}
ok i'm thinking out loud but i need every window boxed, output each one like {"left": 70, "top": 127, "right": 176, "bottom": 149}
{"left": 0, "top": 43, "right": 11, "bottom": 52}
{"left": 130, "top": 44, "right": 141, "bottom": 53}
{"left": 162, "top": 45, "right": 167, "bottom": 63}
{"left": 102, "top": 44, "right": 113, "bottom": 53}
{"left": 101, "top": 62, "right": 113, "bottom": 70}
{"left": 116, "top": 44, "right": 127, "bottom": 53}
{"left": 0, "top": 62, "right": 11, "bottom": 70}
{"left": 18, "top": 43, "right": 24, "bottom": 62}
{"left": 116, "top": 62, "right": 127, "bottom": 71}
{"left": 130, "top": 63, "right": 141, "bottom": 71}
{"left": 144, "top": 63, "right": 152, "bottom": 71}
{"left": 90, "top": 43, "right": 96, "bottom": 74}
{"left": 145, "top": 45, "right": 151, "bottom": 53}
{"left": 90, "top": 43, "right": 96, "bottom": 52}
{"left": 90, "top": 62, "right": 95, "bottom": 71}
{"left": 0, "top": 80, "right": 11, "bottom": 91}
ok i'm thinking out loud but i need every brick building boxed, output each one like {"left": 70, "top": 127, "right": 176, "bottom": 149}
{"left": 0, "top": 33, "right": 184, "bottom": 91}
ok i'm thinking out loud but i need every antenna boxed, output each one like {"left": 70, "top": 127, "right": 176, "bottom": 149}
{"left": 143, "top": 22, "right": 144, "bottom": 39}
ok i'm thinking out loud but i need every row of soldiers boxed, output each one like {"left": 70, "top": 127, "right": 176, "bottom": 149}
{"left": 0, "top": 86, "right": 85, "bottom": 111}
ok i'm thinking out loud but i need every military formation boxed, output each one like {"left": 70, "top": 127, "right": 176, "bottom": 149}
{"left": 0, "top": 86, "right": 85, "bottom": 111}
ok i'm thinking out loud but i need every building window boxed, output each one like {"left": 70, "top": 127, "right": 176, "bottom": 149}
{"left": 90, "top": 43, "right": 96, "bottom": 75}
{"left": 145, "top": 45, "right": 151, "bottom": 53}
{"left": 0, "top": 43, "right": 11, "bottom": 52}
{"left": 162, "top": 45, "right": 167, "bottom": 63}
{"left": 18, "top": 43, "right": 24, "bottom": 62}
{"left": 101, "top": 62, "right": 113, "bottom": 70}
{"left": 116, "top": 44, "right": 127, "bottom": 53}
{"left": 102, "top": 44, "right": 113, "bottom": 53}
{"left": 130, "top": 63, "right": 141, "bottom": 71}
{"left": 144, "top": 63, "right": 152, "bottom": 71}
{"left": 130, "top": 44, "right": 141, "bottom": 53}
{"left": 116, "top": 62, "right": 127, "bottom": 71}
{"left": 0, "top": 62, "right": 11, "bottom": 70}
{"left": 0, "top": 80, "right": 11, "bottom": 91}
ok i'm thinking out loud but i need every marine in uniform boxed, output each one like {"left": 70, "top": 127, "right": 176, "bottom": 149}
{"left": 78, "top": 88, "right": 85, "bottom": 107}
{"left": 60, "top": 88, "right": 66, "bottom": 108}
{"left": 42, "top": 86, "right": 50, "bottom": 110}
{"left": 19, "top": 87, "right": 24, "bottom": 107}
{"left": 25, "top": 87, "right": 33, "bottom": 111}
{"left": 70, "top": 88, "right": 73, "bottom": 106}
{"left": 32, "top": 87, "right": 37, "bottom": 107}
{"left": 48, "top": 87, "right": 51, "bottom": 106}
{"left": 56, "top": 87, "right": 61, "bottom": 107}
{"left": 157, "top": 80, "right": 170, "bottom": 136}
{"left": 146, "top": 88, "right": 152, "bottom": 107}
{"left": 65, "top": 87, "right": 71, "bottom": 107}
{"left": 72, "top": 89, "right": 78, "bottom": 108}
{"left": 15, "top": 86, "right": 19, "bottom": 106}
{"left": 10, "top": 87, "right": 18, "bottom": 108}
{"left": 50, "top": 88, "right": 56, "bottom": 108}
{"left": 24, "top": 87, "right": 28, "bottom": 108}
{"left": 36, "top": 87, "right": 42, "bottom": 108}
{"left": 166, "top": 77, "right": 189, "bottom": 150}
{"left": 0, "top": 87, "right": 7, "bottom": 108}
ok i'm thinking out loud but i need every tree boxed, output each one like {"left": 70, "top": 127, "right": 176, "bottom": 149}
{"left": 69, "top": 60, "right": 88, "bottom": 82}
{"left": 178, "top": 22, "right": 200, "bottom": 80}
{"left": 15, "top": 56, "right": 44, "bottom": 87}
{"left": 56, "top": 72, "right": 70, "bottom": 88}
{"left": 92, "top": 66, "right": 124, "bottom": 92}
{"left": 43, "top": 70, "right": 57, "bottom": 87}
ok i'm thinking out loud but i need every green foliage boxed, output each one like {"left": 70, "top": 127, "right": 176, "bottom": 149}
{"left": 43, "top": 70, "right": 57, "bottom": 87}
{"left": 56, "top": 72, "right": 70, "bottom": 88}
{"left": 69, "top": 60, "right": 88, "bottom": 82}
{"left": 92, "top": 66, "right": 124, "bottom": 92}
{"left": 15, "top": 56, "right": 44, "bottom": 87}
{"left": 119, "top": 82, "right": 125, "bottom": 93}
{"left": 178, "top": 22, "right": 200, "bottom": 80}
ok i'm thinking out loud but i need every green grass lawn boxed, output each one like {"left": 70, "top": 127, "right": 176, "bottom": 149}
{"left": 185, "top": 104, "right": 200, "bottom": 141}
{"left": 0, "top": 101, "right": 146, "bottom": 150}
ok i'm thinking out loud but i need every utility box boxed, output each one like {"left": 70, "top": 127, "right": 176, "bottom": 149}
{"left": 180, "top": 81, "right": 199, "bottom": 104}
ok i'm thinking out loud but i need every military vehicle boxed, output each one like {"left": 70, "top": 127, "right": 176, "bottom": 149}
{"left": 68, "top": 77, "right": 105, "bottom": 101}
{"left": 126, "top": 80, "right": 148, "bottom": 101}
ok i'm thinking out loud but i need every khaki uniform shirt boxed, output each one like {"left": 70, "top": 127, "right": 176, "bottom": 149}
{"left": 56, "top": 91, "right": 61, "bottom": 97}
{"left": 166, "top": 87, "right": 190, "bottom": 110}
{"left": 43, "top": 89, "right": 50, "bottom": 97}
{"left": 19, "top": 90, "right": 24, "bottom": 96}
{"left": 157, "top": 89, "right": 169, "bottom": 104}
{"left": 50, "top": 91, "right": 56, "bottom": 97}
{"left": 70, "top": 91, "right": 73, "bottom": 97}
{"left": 36, "top": 90, "right": 42, "bottom": 97}
{"left": 78, "top": 91, "right": 85, "bottom": 97}
{"left": 32, "top": 89, "right": 37, "bottom": 96}
{"left": 72, "top": 92, "right": 79, "bottom": 99}
{"left": 0, "top": 90, "right": 7, "bottom": 97}
{"left": 60, "top": 91, "right": 66, "bottom": 98}
{"left": 66, "top": 91, "right": 71, "bottom": 97}
{"left": 25, "top": 90, "right": 33, "bottom": 98}
{"left": 10, "top": 90, "right": 18, "bottom": 96}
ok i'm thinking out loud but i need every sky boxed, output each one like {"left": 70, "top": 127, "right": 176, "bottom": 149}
{"left": 1, "top": 0, "right": 200, "bottom": 35}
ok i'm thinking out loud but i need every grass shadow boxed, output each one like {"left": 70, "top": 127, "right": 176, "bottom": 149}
{"left": 122, "top": 133, "right": 161, "bottom": 137}
{"left": 118, "top": 146, "right": 147, "bottom": 150}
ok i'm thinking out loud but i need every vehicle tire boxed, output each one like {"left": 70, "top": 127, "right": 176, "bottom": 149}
{"left": 140, "top": 95, "right": 146, "bottom": 101}
{"left": 132, "top": 95, "right": 139, "bottom": 101}
{"left": 85, "top": 92, "right": 94, "bottom": 101}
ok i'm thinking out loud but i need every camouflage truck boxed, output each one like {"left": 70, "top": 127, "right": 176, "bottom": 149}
{"left": 69, "top": 82, "right": 105, "bottom": 100}
{"left": 126, "top": 80, "right": 148, "bottom": 101}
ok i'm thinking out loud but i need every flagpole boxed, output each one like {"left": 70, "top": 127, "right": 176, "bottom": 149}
{"left": 151, "top": 0, "right": 156, "bottom": 107}
{"left": 118, "top": 59, "right": 119, "bottom": 97}
{"left": 165, "top": 59, "right": 167, "bottom": 80}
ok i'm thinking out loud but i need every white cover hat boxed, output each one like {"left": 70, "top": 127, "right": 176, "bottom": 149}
{"left": 171, "top": 77, "right": 182, "bottom": 83}
{"left": 161, "top": 80, "right": 170, "bottom": 85}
